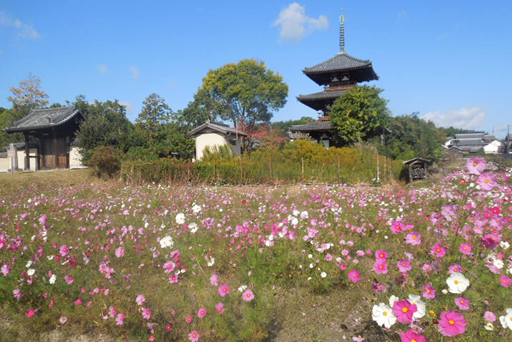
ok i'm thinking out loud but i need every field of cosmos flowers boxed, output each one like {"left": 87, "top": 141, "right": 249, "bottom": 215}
{"left": 1, "top": 157, "right": 512, "bottom": 342}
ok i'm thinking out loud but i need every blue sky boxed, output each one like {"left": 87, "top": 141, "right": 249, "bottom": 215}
{"left": 1, "top": 1, "right": 511, "bottom": 137}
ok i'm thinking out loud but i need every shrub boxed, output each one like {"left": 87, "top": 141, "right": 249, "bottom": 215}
{"left": 88, "top": 146, "right": 122, "bottom": 178}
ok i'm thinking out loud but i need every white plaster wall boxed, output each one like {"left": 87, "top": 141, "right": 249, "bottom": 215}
{"left": 195, "top": 133, "right": 231, "bottom": 160}
{"left": 0, "top": 157, "right": 10, "bottom": 170}
{"left": 70, "top": 146, "right": 85, "bottom": 168}
{"left": 16, "top": 148, "right": 37, "bottom": 171}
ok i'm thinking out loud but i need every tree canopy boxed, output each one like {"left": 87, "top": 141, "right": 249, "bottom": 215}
{"left": 329, "top": 85, "right": 391, "bottom": 144}
{"left": 196, "top": 59, "right": 288, "bottom": 151}
{"left": 135, "top": 93, "right": 172, "bottom": 149}
{"left": 8, "top": 72, "right": 49, "bottom": 110}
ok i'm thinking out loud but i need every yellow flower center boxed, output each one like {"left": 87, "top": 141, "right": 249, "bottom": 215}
{"left": 449, "top": 320, "right": 455, "bottom": 325}
{"left": 403, "top": 307, "right": 408, "bottom": 313}
{"left": 460, "top": 300, "right": 464, "bottom": 304}
{"left": 412, "top": 340, "right": 417, "bottom": 342}
{"left": 383, "top": 311, "right": 387, "bottom": 316}
{"left": 454, "top": 280, "right": 459, "bottom": 284}
{"left": 473, "top": 162, "right": 478, "bottom": 166}
{"left": 413, "top": 236, "right": 417, "bottom": 239}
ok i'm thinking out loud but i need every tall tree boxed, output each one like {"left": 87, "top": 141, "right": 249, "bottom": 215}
{"left": 8, "top": 72, "right": 49, "bottom": 110}
{"left": 135, "top": 93, "right": 172, "bottom": 152}
{"left": 197, "top": 59, "right": 288, "bottom": 151}
{"left": 330, "top": 85, "right": 391, "bottom": 144}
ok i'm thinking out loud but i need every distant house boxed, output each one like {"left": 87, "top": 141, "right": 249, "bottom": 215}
{"left": 5, "top": 106, "right": 85, "bottom": 170}
{"left": 187, "top": 121, "right": 248, "bottom": 161}
{"left": 444, "top": 133, "right": 494, "bottom": 153}
{"left": 483, "top": 140, "right": 504, "bottom": 154}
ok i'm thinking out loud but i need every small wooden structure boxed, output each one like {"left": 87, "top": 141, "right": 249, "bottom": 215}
{"left": 403, "top": 157, "right": 432, "bottom": 182}
{"left": 5, "top": 106, "right": 84, "bottom": 170}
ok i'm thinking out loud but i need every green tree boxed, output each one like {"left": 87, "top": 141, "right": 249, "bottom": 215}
{"left": 8, "top": 72, "right": 49, "bottom": 110}
{"left": 197, "top": 59, "right": 288, "bottom": 151}
{"left": 136, "top": 93, "right": 172, "bottom": 150}
{"left": 330, "top": 85, "right": 390, "bottom": 144}
{"left": 178, "top": 89, "right": 222, "bottom": 128}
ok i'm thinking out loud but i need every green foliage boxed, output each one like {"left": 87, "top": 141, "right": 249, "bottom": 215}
{"left": 330, "top": 85, "right": 391, "bottom": 144}
{"left": 197, "top": 59, "right": 289, "bottom": 151}
{"left": 88, "top": 146, "right": 123, "bottom": 178}
{"left": 135, "top": 93, "right": 172, "bottom": 151}
{"left": 270, "top": 116, "right": 315, "bottom": 134}
{"left": 0, "top": 108, "right": 29, "bottom": 150}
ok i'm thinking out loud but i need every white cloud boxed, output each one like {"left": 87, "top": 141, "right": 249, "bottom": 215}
{"left": 0, "top": 12, "right": 40, "bottom": 39}
{"left": 97, "top": 64, "right": 108, "bottom": 73}
{"left": 423, "top": 106, "right": 487, "bottom": 129}
{"left": 273, "top": 3, "right": 329, "bottom": 43}
{"left": 119, "top": 101, "right": 134, "bottom": 114}
{"left": 129, "top": 66, "right": 140, "bottom": 82}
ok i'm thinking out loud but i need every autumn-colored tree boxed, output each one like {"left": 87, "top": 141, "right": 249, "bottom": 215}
{"left": 251, "top": 123, "right": 288, "bottom": 149}
{"left": 8, "top": 72, "right": 50, "bottom": 110}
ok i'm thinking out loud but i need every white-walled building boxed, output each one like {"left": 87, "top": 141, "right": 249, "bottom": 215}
{"left": 187, "top": 121, "right": 248, "bottom": 161}
{"left": 483, "top": 140, "right": 504, "bottom": 154}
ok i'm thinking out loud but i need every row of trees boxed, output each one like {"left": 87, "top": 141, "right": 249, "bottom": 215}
{"left": 1, "top": 62, "right": 479, "bottom": 163}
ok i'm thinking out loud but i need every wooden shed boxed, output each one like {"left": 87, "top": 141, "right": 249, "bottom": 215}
{"left": 403, "top": 157, "right": 432, "bottom": 183}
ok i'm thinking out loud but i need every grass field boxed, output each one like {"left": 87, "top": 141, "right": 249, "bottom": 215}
{"left": 0, "top": 162, "right": 511, "bottom": 341}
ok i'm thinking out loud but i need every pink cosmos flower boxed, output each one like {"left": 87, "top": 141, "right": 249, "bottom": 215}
{"left": 115, "top": 247, "right": 124, "bottom": 258}
{"left": 59, "top": 316, "right": 68, "bottom": 324}
{"left": 405, "top": 232, "right": 421, "bottom": 245}
{"left": 59, "top": 244, "right": 70, "bottom": 257}
{"left": 163, "top": 261, "right": 176, "bottom": 273}
{"left": 421, "top": 284, "right": 436, "bottom": 299}
{"left": 455, "top": 297, "right": 470, "bottom": 310}
{"left": 477, "top": 172, "right": 498, "bottom": 190}
{"left": 397, "top": 260, "right": 412, "bottom": 273}
{"left": 186, "top": 315, "right": 193, "bottom": 323}
{"left": 13, "top": 289, "right": 21, "bottom": 300}
{"left": 189, "top": 330, "right": 200, "bottom": 342}
{"left": 441, "top": 204, "right": 458, "bottom": 221}
{"left": 215, "top": 303, "right": 225, "bottom": 314}
{"left": 65, "top": 275, "right": 74, "bottom": 284}
{"left": 197, "top": 308, "right": 207, "bottom": 318}
{"left": 374, "top": 259, "right": 388, "bottom": 274}
{"left": 219, "top": 284, "right": 230, "bottom": 297}
{"left": 348, "top": 269, "right": 361, "bottom": 283}
{"left": 169, "top": 273, "right": 179, "bottom": 284}
{"left": 466, "top": 156, "right": 486, "bottom": 175}
{"left": 375, "top": 250, "right": 388, "bottom": 260}
{"left": 438, "top": 311, "right": 466, "bottom": 336}
{"left": 482, "top": 234, "right": 501, "bottom": 250}
{"left": 242, "top": 289, "right": 255, "bottom": 301}
{"left": 166, "top": 324, "right": 172, "bottom": 331}
{"left": 431, "top": 244, "right": 446, "bottom": 257}
{"left": 26, "top": 309, "right": 35, "bottom": 317}
{"left": 484, "top": 311, "right": 496, "bottom": 322}
{"left": 115, "top": 313, "right": 126, "bottom": 325}
{"left": 210, "top": 274, "right": 219, "bottom": 286}
{"left": 459, "top": 243, "right": 472, "bottom": 255}
{"left": 109, "top": 306, "right": 118, "bottom": 317}
{"left": 74, "top": 298, "right": 83, "bottom": 305}
{"left": 400, "top": 329, "right": 426, "bottom": 342}
{"left": 448, "top": 264, "right": 463, "bottom": 274}
{"left": 136, "top": 294, "right": 146, "bottom": 305}
{"left": 392, "top": 300, "right": 417, "bottom": 323}
{"left": 499, "top": 275, "right": 512, "bottom": 288}
{"left": 142, "top": 308, "right": 152, "bottom": 320}
{"left": 1, "top": 264, "right": 11, "bottom": 276}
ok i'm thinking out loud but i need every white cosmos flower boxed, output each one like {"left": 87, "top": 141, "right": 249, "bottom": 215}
{"left": 175, "top": 213, "right": 185, "bottom": 224}
{"left": 159, "top": 235, "right": 174, "bottom": 249}
{"left": 493, "top": 259, "right": 504, "bottom": 269}
{"left": 389, "top": 295, "right": 399, "bottom": 308}
{"left": 27, "top": 269, "right": 35, "bottom": 276}
{"left": 408, "top": 294, "right": 426, "bottom": 319}
{"left": 499, "top": 308, "right": 512, "bottom": 330}
{"left": 26, "top": 261, "right": 32, "bottom": 268}
{"left": 484, "top": 322, "right": 494, "bottom": 331}
{"left": 320, "top": 272, "right": 327, "bottom": 278}
{"left": 446, "top": 273, "right": 470, "bottom": 294}
{"left": 372, "top": 303, "right": 396, "bottom": 328}
{"left": 238, "top": 285, "right": 247, "bottom": 292}
{"left": 206, "top": 256, "right": 215, "bottom": 267}
{"left": 300, "top": 211, "right": 309, "bottom": 219}
{"left": 189, "top": 222, "right": 198, "bottom": 233}
{"left": 49, "top": 274, "right": 57, "bottom": 284}
{"left": 192, "top": 204, "right": 201, "bottom": 213}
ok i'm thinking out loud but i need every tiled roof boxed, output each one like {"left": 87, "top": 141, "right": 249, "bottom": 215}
{"left": 454, "top": 133, "right": 484, "bottom": 139}
{"left": 304, "top": 52, "right": 373, "bottom": 74}
{"left": 297, "top": 89, "right": 348, "bottom": 102}
{"left": 5, "top": 106, "right": 84, "bottom": 133}
{"left": 290, "top": 120, "right": 332, "bottom": 132}
{"left": 187, "top": 122, "right": 248, "bottom": 137}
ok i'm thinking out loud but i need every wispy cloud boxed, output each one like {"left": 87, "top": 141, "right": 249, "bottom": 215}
{"left": 0, "top": 12, "right": 40, "bottom": 39}
{"left": 129, "top": 66, "right": 140, "bottom": 82}
{"left": 273, "top": 3, "right": 329, "bottom": 43}
{"left": 97, "top": 64, "right": 108, "bottom": 74}
{"left": 119, "top": 101, "right": 134, "bottom": 114}
{"left": 423, "top": 106, "right": 487, "bottom": 129}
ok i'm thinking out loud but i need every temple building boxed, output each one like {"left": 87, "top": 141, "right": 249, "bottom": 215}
{"left": 291, "top": 9, "right": 378, "bottom": 147}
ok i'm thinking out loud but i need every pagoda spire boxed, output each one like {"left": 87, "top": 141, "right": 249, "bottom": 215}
{"left": 339, "top": 8, "right": 345, "bottom": 54}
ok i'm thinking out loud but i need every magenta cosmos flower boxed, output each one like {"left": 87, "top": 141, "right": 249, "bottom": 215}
{"left": 466, "top": 156, "right": 486, "bottom": 175}
{"left": 375, "top": 250, "right": 388, "bottom": 260}
{"left": 405, "top": 232, "right": 421, "bottom": 245}
{"left": 400, "top": 329, "right": 426, "bottom": 342}
{"left": 477, "top": 172, "right": 498, "bottom": 190}
{"left": 482, "top": 234, "right": 501, "bottom": 250}
{"left": 500, "top": 275, "right": 512, "bottom": 288}
{"left": 25, "top": 309, "right": 36, "bottom": 317}
{"left": 219, "top": 284, "right": 230, "bottom": 297}
{"left": 459, "top": 243, "right": 472, "bottom": 255}
{"left": 374, "top": 259, "right": 388, "bottom": 274}
{"left": 455, "top": 297, "right": 470, "bottom": 310}
{"left": 197, "top": 308, "right": 207, "bottom": 318}
{"left": 115, "top": 313, "right": 126, "bottom": 325}
{"left": 215, "top": 303, "right": 225, "bottom": 314}
{"left": 484, "top": 311, "right": 496, "bottom": 322}
{"left": 421, "top": 284, "right": 436, "bottom": 299}
{"left": 142, "top": 308, "right": 152, "bottom": 320}
{"left": 189, "top": 330, "right": 200, "bottom": 342}
{"left": 348, "top": 269, "right": 361, "bottom": 283}
{"left": 438, "top": 311, "right": 466, "bottom": 336}
{"left": 431, "top": 244, "right": 446, "bottom": 257}
{"left": 397, "top": 260, "right": 412, "bottom": 273}
{"left": 210, "top": 274, "right": 220, "bottom": 286}
{"left": 136, "top": 294, "right": 146, "bottom": 305}
{"left": 242, "top": 289, "right": 255, "bottom": 302}
{"left": 163, "top": 261, "right": 176, "bottom": 273}
{"left": 392, "top": 300, "right": 417, "bottom": 323}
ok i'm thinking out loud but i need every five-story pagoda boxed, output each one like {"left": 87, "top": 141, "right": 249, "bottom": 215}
{"left": 292, "top": 9, "right": 378, "bottom": 146}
